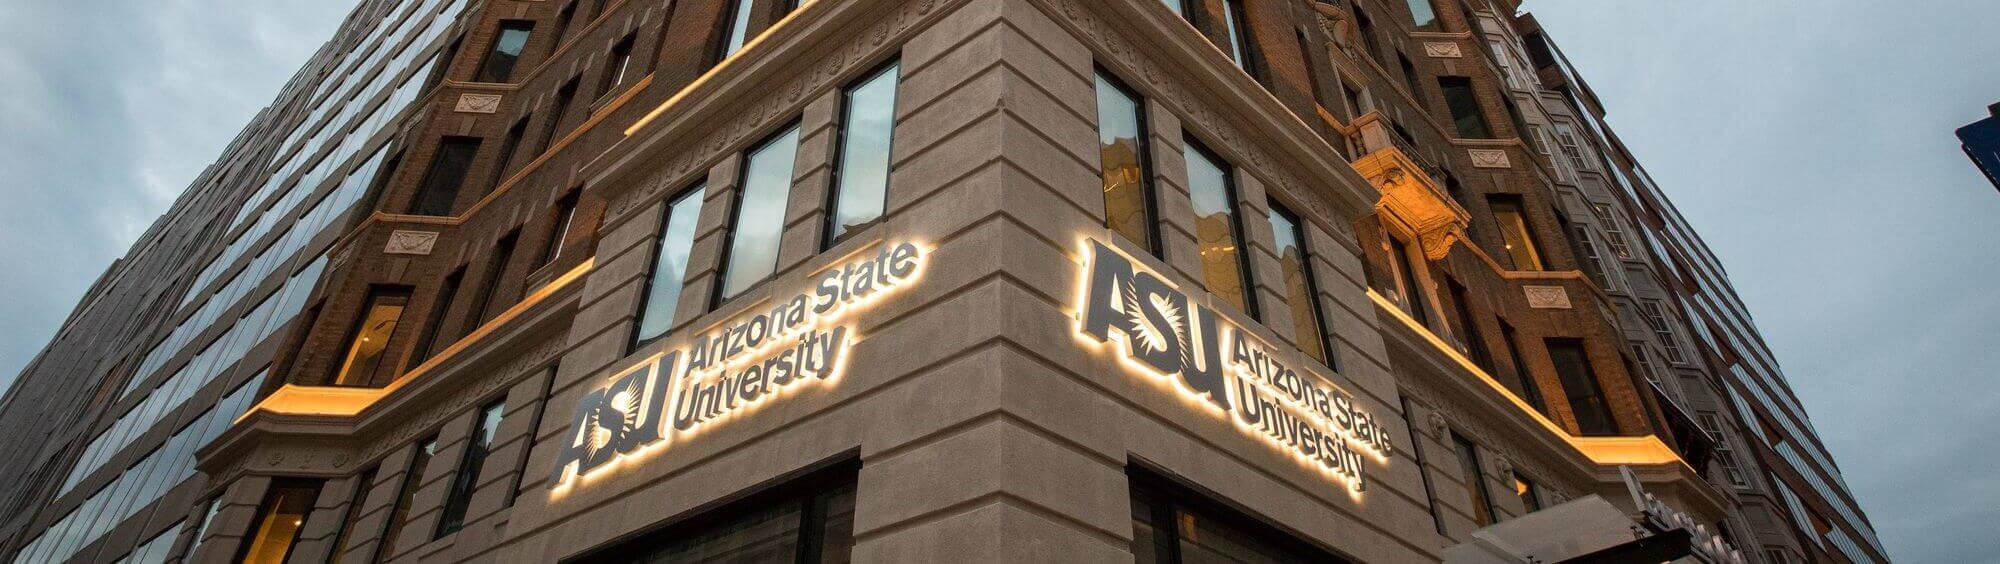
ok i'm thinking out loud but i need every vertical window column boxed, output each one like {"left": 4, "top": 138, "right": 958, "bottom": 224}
{"left": 1486, "top": 195, "right": 1545, "bottom": 271}
{"left": 408, "top": 137, "right": 482, "bottom": 217}
{"left": 436, "top": 401, "right": 506, "bottom": 538}
{"left": 1267, "top": 204, "right": 1332, "bottom": 365}
{"left": 635, "top": 187, "right": 708, "bottom": 345}
{"left": 1452, "top": 433, "right": 1497, "bottom": 527}
{"left": 332, "top": 287, "right": 412, "bottom": 386}
{"left": 474, "top": 21, "right": 535, "bottom": 83}
{"left": 1095, "top": 73, "right": 1158, "bottom": 255}
{"left": 716, "top": 126, "right": 801, "bottom": 302}
{"left": 1184, "top": 141, "right": 1257, "bottom": 317}
{"left": 826, "top": 62, "right": 901, "bottom": 246}
{"left": 1546, "top": 338, "right": 1619, "bottom": 436}
{"left": 235, "top": 479, "right": 325, "bottom": 564}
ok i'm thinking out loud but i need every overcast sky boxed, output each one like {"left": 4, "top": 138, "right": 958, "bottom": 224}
{"left": 0, "top": 0, "right": 1993, "bottom": 561}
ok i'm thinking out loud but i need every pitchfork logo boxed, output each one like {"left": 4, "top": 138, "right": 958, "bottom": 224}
{"left": 1078, "top": 240, "right": 1231, "bottom": 411}
{"left": 550, "top": 352, "right": 679, "bottom": 481}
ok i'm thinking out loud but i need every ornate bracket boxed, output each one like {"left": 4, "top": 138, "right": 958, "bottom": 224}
{"left": 1350, "top": 117, "right": 1470, "bottom": 261}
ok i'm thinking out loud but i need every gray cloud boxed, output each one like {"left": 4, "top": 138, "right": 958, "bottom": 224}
{"left": 1526, "top": 1, "right": 2000, "bottom": 561}
{"left": 0, "top": 0, "right": 353, "bottom": 383}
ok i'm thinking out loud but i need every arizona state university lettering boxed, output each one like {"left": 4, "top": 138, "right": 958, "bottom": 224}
{"left": 552, "top": 242, "right": 924, "bottom": 485}
{"left": 1077, "top": 240, "right": 1391, "bottom": 492}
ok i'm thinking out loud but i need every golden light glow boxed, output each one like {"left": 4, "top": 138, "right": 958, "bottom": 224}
{"left": 238, "top": 258, "right": 597, "bottom": 423}
{"left": 1367, "top": 289, "right": 1688, "bottom": 470}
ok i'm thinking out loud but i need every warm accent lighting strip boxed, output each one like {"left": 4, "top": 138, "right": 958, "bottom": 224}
{"left": 239, "top": 258, "right": 597, "bottom": 422}
{"left": 1366, "top": 289, "right": 1687, "bottom": 469}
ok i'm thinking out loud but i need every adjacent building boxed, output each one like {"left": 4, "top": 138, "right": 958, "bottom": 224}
{"left": 1959, "top": 102, "right": 2000, "bottom": 192}
{"left": 0, "top": 0, "right": 1886, "bottom": 562}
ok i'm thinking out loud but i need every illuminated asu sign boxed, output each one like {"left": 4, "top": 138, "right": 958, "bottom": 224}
{"left": 1075, "top": 240, "right": 1392, "bottom": 492}
{"left": 550, "top": 242, "right": 924, "bottom": 486}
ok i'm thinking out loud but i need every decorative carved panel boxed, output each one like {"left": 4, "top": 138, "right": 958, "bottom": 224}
{"left": 455, "top": 93, "right": 503, "bottom": 114}
{"left": 1524, "top": 286, "right": 1573, "bottom": 309}
{"left": 385, "top": 230, "right": 440, "bottom": 255}
{"left": 1423, "top": 42, "right": 1464, "bottom": 58}
{"left": 1468, "top": 148, "right": 1511, "bottom": 168}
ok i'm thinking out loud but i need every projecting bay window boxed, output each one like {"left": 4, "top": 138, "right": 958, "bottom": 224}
{"left": 1268, "top": 203, "right": 1332, "bottom": 365}
{"left": 716, "top": 126, "right": 801, "bottom": 303}
{"left": 1452, "top": 433, "right": 1497, "bottom": 527}
{"left": 332, "top": 287, "right": 412, "bottom": 386}
{"left": 437, "top": 401, "right": 505, "bottom": 538}
{"left": 1438, "top": 76, "right": 1493, "bottom": 138}
{"left": 1638, "top": 299, "right": 1690, "bottom": 364}
{"left": 1095, "top": 72, "right": 1159, "bottom": 255}
{"left": 1545, "top": 338, "right": 1619, "bottom": 436}
{"left": 235, "top": 479, "right": 323, "bottom": 564}
{"left": 1590, "top": 202, "right": 1634, "bottom": 258}
{"left": 826, "top": 61, "right": 900, "bottom": 247}
{"left": 1185, "top": 140, "right": 1257, "bottom": 318}
{"left": 1553, "top": 122, "right": 1592, "bottom": 172}
{"left": 635, "top": 186, "right": 706, "bottom": 346}
{"left": 408, "top": 137, "right": 481, "bottom": 216}
{"left": 1699, "top": 412, "right": 1751, "bottom": 488}
{"left": 475, "top": 21, "right": 534, "bottom": 83}
{"left": 1486, "top": 195, "right": 1545, "bottom": 271}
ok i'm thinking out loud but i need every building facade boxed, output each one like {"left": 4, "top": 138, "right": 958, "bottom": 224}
{"left": 0, "top": 0, "right": 1886, "bottom": 562}
{"left": 1959, "top": 103, "right": 2000, "bottom": 192}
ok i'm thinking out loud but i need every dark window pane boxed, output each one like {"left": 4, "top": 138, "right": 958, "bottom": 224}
{"left": 333, "top": 287, "right": 411, "bottom": 386}
{"left": 1452, "top": 433, "right": 1495, "bottom": 527}
{"left": 1095, "top": 73, "right": 1156, "bottom": 254}
{"left": 636, "top": 187, "right": 706, "bottom": 344}
{"left": 1128, "top": 469, "right": 1354, "bottom": 564}
{"left": 586, "top": 462, "right": 858, "bottom": 563}
{"left": 1439, "top": 76, "right": 1493, "bottom": 138}
{"left": 236, "top": 480, "right": 323, "bottom": 564}
{"left": 1447, "top": 279, "right": 1492, "bottom": 373}
{"left": 600, "top": 34, "right": 636, "bottom": 96}
{"left": 719, "top": 127, "right": 800, "bottom": 300}
{"left": 470, "top": 230, "right": 520, "bottom": 324}
{"left": 410, "top": 268, "right": 464, "bottom": 367}
{"left": 409, "top": 137, "right": 481, "bottom": 216}
{"left": 828, "top": 62, "right": 900, "bottom": 245}
{"left": 1390, "top": 235, "right": 1431, "bottom": 328}
{"left": 542, "top": 190, "right": 580, "bottom": 265}
{"left": 1185, "top": 141, "right": 1255, "bottom": 317}
{"left": 1547, "top": 338, "right": 1619, "bottom": 435}
{"left": 376, "top": 438, "right": 439, "bottom": 563}
{"left": 438, "top": 401, "right": 506, "bottom": 538}
{"left": 1498, "top": 319, "right": 1546, "bottom": 412}
{"left": 476, "top": 21, "right": 534, "bottom": 83}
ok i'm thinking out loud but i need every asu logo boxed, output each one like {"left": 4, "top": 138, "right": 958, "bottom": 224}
{"left": 550, "top": 352, "right": 680, "bottom": 482}
{"left": 1078, "top": 240, "right": 1231, "bottom": 411}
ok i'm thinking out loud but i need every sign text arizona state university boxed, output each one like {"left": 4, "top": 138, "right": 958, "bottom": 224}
{"left": 551, "top": 242, "right": 924, "bottom": 485}
{"left": 1077, "top": 240, "right": 1392, "bottom": 492}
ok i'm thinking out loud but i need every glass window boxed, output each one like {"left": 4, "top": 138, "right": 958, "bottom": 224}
{"left": 1553, "top": 122, "right": 1591, "bottom": 172}
{"left": 636, "top": 186, "right": 707, "bottom": 345}
{"left": 600, "top": 33, "right": 636, "bottom": 96}
{"left": 185, "top": 496, "right": 221, "bottom": 558}
{"left": 538, "top": 79, "right": 579, "bottom": 156}
{"left": 328, "top": 467, "right": 377, "bottom": 564}
{"left": 1407, "top": 0, "right": 1441, "bottom": 30}
{"left": 509, "top": 366, "right": 559, "bottom": 506}
{"left": 1437, "top": 76, "right": 1492, "bottom": 138}
{"left": 1130, "top": 469, "right": 1353, "bottom": 563}
{"left": 437, "top": 401, "right": 505, "bottom": 538}
{"left": 1451, "top": 433, "right": 1496, "bottom": 527}
{"left": 1446, "top": 278, "right": 1492, "bottom": 373}
{"left": 1486, "top": 195, "right": 1545, "bottom": 270}
{"left": 1399, "top": 54, "right": 1425, "bottom": 106}
{"left": 1221, "top": 0, "right": 1252, "bottom": 68}
{"left": 1515, "top": 476, "right": 1541, "bottom": 512}
{"left": 542, "top": 190, "right": 580, "bottom": 265}
{"left": 1267, "top": 204, "right": 1330, "bottom": 365}
{"left": 827, "top": 62, "right": 900, "bottom": 245}
{"left": 718, "top": 127, "right": 801, "bottom": 301}
{"left": 1400, "top": 397, "right": 1448, "bottom": 535}
{"left": 128, "top": 520, "right": 182, "bottom": 564}
{"left": 476, "top": 21, "right": 534, "bottom": 83}
{"left": 235, "top": 479, "right": 324, "bottom": 564}
{"left": 582, "top": 462, "right": 858, "bottom": 563}
{"left": 470, "top": 230, "right": 521, "bottom": 324}
{"left": 1162, "top": 0, "right": 1184, "bottom": 16}
{"left": 375, "top": 437, "right": 438, "bottom": 563}
{"left": 409, "top": 268, "right": 463, "bottom": 366}
{"left": 408, "top": 137, "right": 481, "bottom": 216}
{"left": 1389, "top": 234, "right": 1431, "bottom": 327}
{"left": 333, "top": 287, "right": 412, "bottom": 386}
{"left": 1638, "top": 300, "right": 1689, "bottom": 364}
{"left": 1498, "top": 319, "right": 1545, "bottom": 412}
{"left": 1546, "top": 338, "right": 1618, "bottom": 436}
{"left": 1096, "top": 73, "right": 1157, "bottom": 254}
{"left": 494, "top": 115, "right": 531, "bottom": 183}
{"left": 721, "top": 0, "right": 756, "bottom": 58}
{"left": 1185, "top": 141, "right": 1256, "bottom": 317}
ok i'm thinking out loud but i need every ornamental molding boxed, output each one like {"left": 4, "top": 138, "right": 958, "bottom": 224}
{"left": 384, "top": 230, "right": 440, "bottom": 255}
{"left": 1524, "top": 285, "right": 1572, "bottom": 309}
{"left": 455, "top": 93, "right": 503, "bottom": 114}
{"left": 1468, "top": 148, "right": 1511, "bottom": 168}
{"left": 1423, "top": 42, "right": 1464, "bottom": 58}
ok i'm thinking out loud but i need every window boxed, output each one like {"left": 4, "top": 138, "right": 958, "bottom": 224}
{"left": 1388, "top": 234, "right": 1432, "bottom": 327}
{"left": 1129, "top": 468, "right": 1354, "bottom": 563}
{"left": 408, "top": 137, "right": 481, "bottom": 216}
{"left": 1699, "top": 412, "right": 1751, "bottom": 488}
{"left": 1446, "top": 278, "right": 1492, "bottom": 373}
{"left": 185, "top": 496, "right": 221, "bottom": 557}
{"left": 1353, "top": 8, "right": 1382, "bottom": 63}
{"left": 1437, "top": 77, "right": 1492, "bottom": 138}
{"left": 580, "top": 460, "right": 858, "bottom": 563}
{"left": 470, "top": 230, "right": 521, "bottom": 324}
{"left": 539, "top": 78, "right": 580, "bottom": 156}
{"left": 494, "top": 115, "right": 531, "bottom": 183}
{"left": 409, "top": 268, "right": 463, "bottom": 366}
{"left": 1185, "top": 140, "right": 1257, "bottom": 317}
{"left": 1398, "top": 53, "right": 1425, "bottom": 106}
{"left": 1406, "top": 0, "right": 1441, "bottom": 30}
{"left": 635, "top": 187, "right": 707, "bottom": 345}
{"left": 375, "top": 437, "right": 438, "bottom": 563}
{"left": 1095, "top": 72, "right": 1158, "bottom": 254}
{"left": 1452, "top": 433, "right": 1496, "bottom": 527}
{"left": 235, "top": 479, "right": 324, "bottom": 564}
{"left": 542, "top": 190, "right": 580, "bottom": 265}
{"left": 1572, "top": 226, "right": 1614, "bottom": 290}
{"left": 1546, "top": 338, "right": 1618, "bottom": 436}
{"left": 600, "top": 33, "right": 637, "bottom": 96}
{"left": 437, "top": 401, "right": 506, "bottom": 538}
{"left": 719, "top": 0, "right": 756, "bottom": 59}
{"left": 1514, "top": 476, "right": 1541, "bottom": 512}
{"left": 1632, "top": 344, "right": 1662, "bottom": 388}
{"left": 127, "top": 521, "right": 182, "bottom": 564}
{"left": 1590, "top": 202, "right": 1633, "bottom": 258}
{"left": 1162, "top": 0, "right": 1183, "bottom": 16}
{"left": 509, "top": 365, "right": 558, "bottom": 506}
{"left": 826, "top": 62, "right": 900, "bottom": 246}
{"left": 1638, "top": 300, "right": 1689, "bottom": 364}
{"left": 1268, "top": 204, "right": 1331, "bottom": 365}
{"left": 552, "top": 2, "right": 578, "bottom": 46}
{"left": 1553, "top": 122, "right": 1591, "bottom": 172}
{"left": 1498, "top": 319, "right": 1545, "bottom": 412}
{"left": 327, "top": 467, "right": 377, "bottom": 564}
{"left": 717, "top": 126, "right": 801, "bottom": 302}
{"left": 333, "top": 287, "right": 412, "bottom": 386}
{"left": 1486, "top": 195, "right": 1545, "bottom": 270}
{"left": 1221, "top": 0, "right": 1255, "bottom": 72}
{"left": 475, "top": 21, "right": 534, "bottom": 83}
{"left": 1401, "top": 397, "right": 1448, "bottom": 535}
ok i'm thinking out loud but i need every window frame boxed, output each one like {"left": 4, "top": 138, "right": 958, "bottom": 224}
{"left": 823, "top": 59, "right": 903, "bottom": 250}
